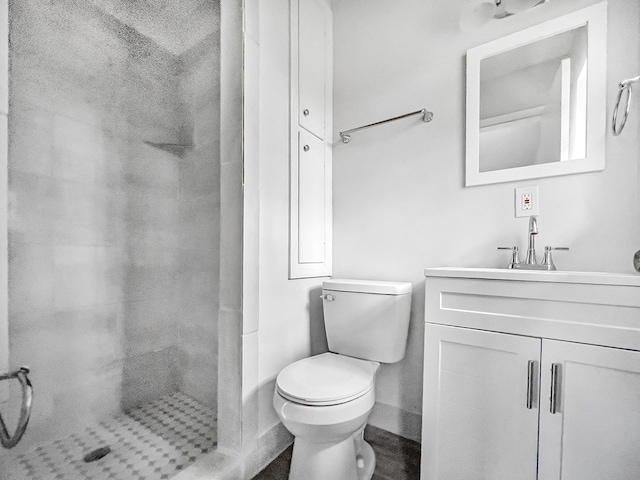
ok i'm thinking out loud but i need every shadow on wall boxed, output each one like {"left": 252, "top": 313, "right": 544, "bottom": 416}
{"left": 309, "top": 286, "right": 328, "bottom": 356}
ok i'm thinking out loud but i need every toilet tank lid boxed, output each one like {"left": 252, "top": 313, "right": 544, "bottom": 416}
{"left": 323, "top": 279, "right": 412, "bottom": 295}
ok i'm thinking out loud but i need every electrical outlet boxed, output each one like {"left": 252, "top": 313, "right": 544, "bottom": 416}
{"left": 515, "top": 186, "right": 539, "bottom": 217}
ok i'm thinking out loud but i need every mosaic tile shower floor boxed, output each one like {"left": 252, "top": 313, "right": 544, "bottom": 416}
{"left": 3, "top": 392, "right": 217, "bottom": 480}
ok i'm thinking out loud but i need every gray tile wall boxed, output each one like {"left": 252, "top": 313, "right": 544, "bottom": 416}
{"left": 177, "top": 25, "right": 221, "bottom": 410}
{"left": 6, "top": 0, "right": 220, "bottom": 450}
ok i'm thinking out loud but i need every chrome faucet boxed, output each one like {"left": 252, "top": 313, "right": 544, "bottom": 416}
{"left": 498, "top": 215, "right": 569, "bottom": 270}
{"left": 525, "top": 215, "right": 538, "bottom": 265}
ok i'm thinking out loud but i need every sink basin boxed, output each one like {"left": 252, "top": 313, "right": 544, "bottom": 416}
{"left": 424, "top": 267, "right": 640, "bottom": 286}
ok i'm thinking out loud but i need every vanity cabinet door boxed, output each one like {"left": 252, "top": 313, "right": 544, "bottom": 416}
{"left": 538, "top": 340, "right": 640, "bottom": 480}
{"left": 421, "top": 324, "right": 541, "bottom": 480}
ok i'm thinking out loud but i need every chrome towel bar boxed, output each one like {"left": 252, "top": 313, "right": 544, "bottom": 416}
{"left": 0, "top": 366, "right": 33, "bottom": 449}
{"left": 612, "top": 75, "right": 640, "bottom": 136}
{"left": 339, "top": 108, "right": 434, "bottom": 144}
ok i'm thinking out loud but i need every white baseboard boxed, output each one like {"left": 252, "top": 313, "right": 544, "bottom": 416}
{"left": 177, "top": 402, "right": 418, "bottom": 479}
{"left": 175, "top": 421, "right": 292, "bottom": 480}
{"left": 368, "top": 401, "right": 422, "bottom": 443}
{"left": 242, "top": 420, "right": 293, "bottom": 479}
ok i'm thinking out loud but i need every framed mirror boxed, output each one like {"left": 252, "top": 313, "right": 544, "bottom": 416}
{"left": 465, "top": 3, "right": 607, "bottom": 186}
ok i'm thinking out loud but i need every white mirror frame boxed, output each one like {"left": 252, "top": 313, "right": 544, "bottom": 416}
{"left": 465, "top": 2, "right": 607, "bottom": 187}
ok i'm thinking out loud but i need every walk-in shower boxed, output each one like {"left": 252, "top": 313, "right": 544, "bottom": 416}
{"left": 0, "top": 0, "right": 229, "bottom": 477}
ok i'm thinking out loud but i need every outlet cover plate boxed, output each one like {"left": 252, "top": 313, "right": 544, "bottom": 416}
{"left": 515, "top": 186, "right": 539, "bottom": 217}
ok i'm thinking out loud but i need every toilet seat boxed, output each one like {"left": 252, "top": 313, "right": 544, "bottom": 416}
{"left": 276, "top": 353, "right": 379, "bottom": 406}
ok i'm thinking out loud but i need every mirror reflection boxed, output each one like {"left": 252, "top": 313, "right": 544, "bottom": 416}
{"left": 479, "top": 25, "right": 588, "bottom": 173}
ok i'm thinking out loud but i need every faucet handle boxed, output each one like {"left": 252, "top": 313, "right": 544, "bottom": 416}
{"left": 541, "top": 246, "right": 569, "bottom": 270}
{"left": 498, "top": 246, "right": 521, "bottom": 269}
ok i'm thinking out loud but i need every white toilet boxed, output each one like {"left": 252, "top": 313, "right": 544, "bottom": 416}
{"left": 273, "top": 279, "right": 412, "bottom": 480}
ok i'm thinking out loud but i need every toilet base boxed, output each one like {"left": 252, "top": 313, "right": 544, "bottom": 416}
{"left": 288, "top": 429, "right": 376, "bottom": 480}
{"left": 355, "top": 438, "right": 376, "bottom": 480}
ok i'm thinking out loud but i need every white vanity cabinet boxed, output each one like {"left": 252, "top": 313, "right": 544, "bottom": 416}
{"left": 422, "top": 268, "right": 640, "bottom": 480}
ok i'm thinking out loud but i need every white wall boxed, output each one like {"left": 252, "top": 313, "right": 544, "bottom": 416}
{"left": 254, "top": 0, "right": 327, "bottom": 440}
{"left": 332, "top": 0, "right": 640, "bottom": 441}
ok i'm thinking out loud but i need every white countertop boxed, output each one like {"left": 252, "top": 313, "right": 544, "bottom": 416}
{"left": 424, "top": 267, "right": 640, "bottom": 286}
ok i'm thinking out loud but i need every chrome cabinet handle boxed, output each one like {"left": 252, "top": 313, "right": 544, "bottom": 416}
{"left": 320, "top": 294, "right": 335, "bottom": 301}
{"left": 303, "top": 145, "right": 310, "bottom": 152}
{"left": 550, "top": 363, "right": 561, "bottom": 414}
{"left": 526, "top": 360, "right": 536, "bottom": 409}
{"left": 303, "top": 109, "right": 310, "bottom": 116}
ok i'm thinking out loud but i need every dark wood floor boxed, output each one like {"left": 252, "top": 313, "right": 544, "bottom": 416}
{"left": 252, "top": 425, "right": 421, "bottom": 480}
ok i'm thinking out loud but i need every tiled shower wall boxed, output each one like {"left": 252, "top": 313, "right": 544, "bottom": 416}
{"left": 5, "top": 0, "right": 219, "bottom": 451}
{"left": 177, "top": 26, "right": 221, "bottom": 410}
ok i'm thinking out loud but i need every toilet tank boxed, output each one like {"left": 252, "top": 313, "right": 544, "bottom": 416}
{"left": 322, "top": 279, "right": 412, "bottom": 364}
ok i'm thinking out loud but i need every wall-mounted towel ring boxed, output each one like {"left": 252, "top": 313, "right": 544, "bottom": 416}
{"left": 612, "top": 76, "right": 640, "bottom": 136}
{"left": 0, "top": 367, "right": 33, "bottom": 449}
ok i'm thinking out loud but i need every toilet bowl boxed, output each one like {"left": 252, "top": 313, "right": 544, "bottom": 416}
{"left": 273, "top": 279, "right": 412, "bottom": 480}
{"left": 273, "top": 353, "right": 380, "bottom": 480}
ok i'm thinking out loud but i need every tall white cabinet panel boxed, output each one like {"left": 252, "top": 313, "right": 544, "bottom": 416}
{"left": 297, "top": 130, "right": 325, "bottom": 264}
{"left": 298, "top": 0, "right": 326, "bottom": 139}
{"left": 538, "top": 340, "right": 640, "bottom": 480}
{"left": 422, "top": 324, "right": 540, "bottom": 480}
{"left": 289, "top": 0, "right": 332, "bottom": 279}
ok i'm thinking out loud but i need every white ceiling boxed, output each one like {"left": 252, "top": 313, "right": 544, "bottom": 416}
{"left": 90, "top": 0, "right": 219, "bottom": 56}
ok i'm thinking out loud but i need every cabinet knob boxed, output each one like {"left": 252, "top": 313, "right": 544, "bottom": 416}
{"left": 303, "top": 145, "right": 310, "bottom": 152}
{"left": 303, "top": 109, "right": 310, "bottom": 116}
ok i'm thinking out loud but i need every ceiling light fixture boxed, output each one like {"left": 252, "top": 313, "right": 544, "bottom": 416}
{"left": 459, "top": 0, "right": 548, "bottom": 31}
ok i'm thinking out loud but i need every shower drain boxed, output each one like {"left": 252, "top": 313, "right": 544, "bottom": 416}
{"left": 83, "top": 446, "right": 111, "bottom": 463}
